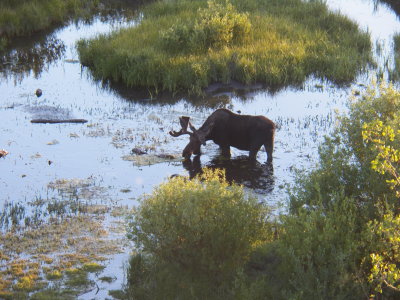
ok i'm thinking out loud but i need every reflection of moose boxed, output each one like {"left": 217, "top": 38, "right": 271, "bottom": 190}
{"left": 169, "top": 108, "right": 276, "bottom": 162}
{"left": 183, "top": 155, "right": 275, "bottom": 193}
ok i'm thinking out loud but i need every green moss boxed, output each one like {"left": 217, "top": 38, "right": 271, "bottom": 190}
{"left": 78, "top": 0, "right": 372, "bottom": 95}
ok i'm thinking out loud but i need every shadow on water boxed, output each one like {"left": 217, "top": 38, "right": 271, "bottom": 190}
{"left": 182, "top": 155, "right": 275, "bottom": 195}
{"left": 101, "top": 76, "right": 311, "bottom": 108}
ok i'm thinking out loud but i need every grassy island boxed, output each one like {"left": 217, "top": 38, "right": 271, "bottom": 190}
{"left": 78, "top": 0, "right": 373, "bottom": 95}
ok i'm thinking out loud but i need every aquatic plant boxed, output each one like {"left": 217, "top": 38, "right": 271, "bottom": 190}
{"left": 78, "top": 0, "right": 372, "bottom": 95}
{"left": 0, "top": 214, "right": 123, "bottom": 298}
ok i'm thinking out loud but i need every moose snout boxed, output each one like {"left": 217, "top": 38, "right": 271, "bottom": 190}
{"left": 182, "top": 146, "right": 192, "bottom": 160}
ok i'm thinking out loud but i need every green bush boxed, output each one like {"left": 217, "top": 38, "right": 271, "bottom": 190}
{"left": 366, "top": 210, "right": 400, "bottom": 296}
{"left": 160, "top": 0, "right": 251, "bottom": 53}
{"left": 194, "top": 0, "right": 251, "bottom": 50}
{"left": 127, "top": 168, "right": 271, "bottom": 288}
{"left": 278, "top": 194, "right": 371, "bottom": 299}
{"left": 277, "top": 82, "right": 400, "bottom": 299}
{"left": 289, "top": 81, "right": 400, "bottom": 216}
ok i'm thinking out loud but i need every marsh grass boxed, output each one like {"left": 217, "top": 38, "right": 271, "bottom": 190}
{"left": 78, "top": 0, "right": 372, "bottom": 95}
{"left": 0, "top": 0, "right": 103, "bottom": 52}
{"left": 0, "top": 177, "right": 132, "bottom": 299}
{"left": 0, "top": 211, "right": 124, "bottom": 298}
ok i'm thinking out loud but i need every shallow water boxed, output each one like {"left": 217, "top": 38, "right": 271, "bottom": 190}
{"left": 1, "top": 0, "right": 400, "bottom": 298}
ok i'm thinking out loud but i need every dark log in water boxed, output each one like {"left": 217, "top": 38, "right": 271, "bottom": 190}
{"left": 31, "top": 119, "right": 88, "bottom": 124}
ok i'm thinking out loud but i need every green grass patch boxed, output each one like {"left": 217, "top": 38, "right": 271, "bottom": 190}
{"left": 0, "top": 0, "right": 100, "bottom": 52}
{"left": 78, "top": 0, "right": 372, "bottom": 95}
{"left": 45, "top": 270, "right": 63, "bottom": 281}
{"left": 81, "top": 262, "right": 105, "bottom": 273}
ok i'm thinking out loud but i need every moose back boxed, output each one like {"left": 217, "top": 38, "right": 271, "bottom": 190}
{"left": 169, "top": 108, "right": 275, "bottom": 162}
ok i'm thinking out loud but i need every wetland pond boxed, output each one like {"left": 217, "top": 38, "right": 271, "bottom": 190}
{"left": 1, "top": 0, "right": 400, "bottom": 298}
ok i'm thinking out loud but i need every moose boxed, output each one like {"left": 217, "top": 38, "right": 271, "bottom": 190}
{"left": 169, "top": 108, "right": 275, "bottom": 162}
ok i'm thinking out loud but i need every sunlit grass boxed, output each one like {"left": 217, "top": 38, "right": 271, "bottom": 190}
{"left": 78, "top": 0, "right": 372, "bottom": 96}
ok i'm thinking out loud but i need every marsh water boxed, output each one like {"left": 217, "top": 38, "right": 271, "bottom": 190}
{"left": 1, "top": 0, "right": 400, "bottom": 298}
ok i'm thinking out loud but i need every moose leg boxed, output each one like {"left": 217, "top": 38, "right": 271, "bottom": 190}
{"left": 220, "top": 145, "right": 231, "bottom": 158}
{"left": 264, "top": 129, "right": 275, "bottom": 163}
{"left": 264, "top": 143, "right": 273, "bottom": 163}
{"left": 249, "top": 145, "right": 262, "bottom": 160}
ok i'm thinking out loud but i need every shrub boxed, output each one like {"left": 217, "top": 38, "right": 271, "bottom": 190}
{"left": 366, "top": 211, "right": 400, "bottom": 296}
{"left": 280, "top": 82, "right": 400, "bottom": 299}
{"left": 289, "top": 81, "right": 400, "bottom": 215}
{"left": 278, "top": 194, "right": 371, "bottom": 299}
{"left": 194, "top": 0, "right": 251, "bottom": 50}
{"left": 127, "top": 168, "right": 270, "bottom": 286}
{"left": 160, "top": 0, "right": 251, "bottom": 53}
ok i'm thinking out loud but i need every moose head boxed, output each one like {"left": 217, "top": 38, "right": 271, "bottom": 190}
{"left": 169, "top": 116, "right": 211, "bottom": 159}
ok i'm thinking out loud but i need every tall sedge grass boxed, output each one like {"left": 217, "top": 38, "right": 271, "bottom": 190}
{"left": 78, "top": 0, "right": 373, "bottom": 95}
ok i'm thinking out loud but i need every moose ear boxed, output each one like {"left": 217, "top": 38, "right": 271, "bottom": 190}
{"left": 179, "top": 116, "right": 190, "bottom": 131}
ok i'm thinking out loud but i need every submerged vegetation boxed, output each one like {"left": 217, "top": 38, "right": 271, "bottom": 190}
{"left": 78, "top": 0, "right": 372, "bottom": 95}
{"left": 121, "top": 82, "right": 400, "bottom": 298}
{"left": 0, "top": 178, "right": 129, "bottom": 299}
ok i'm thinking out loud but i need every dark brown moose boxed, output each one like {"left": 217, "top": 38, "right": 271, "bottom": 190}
{"left": 169, "top": 108, "right": 275, "bottom": 162}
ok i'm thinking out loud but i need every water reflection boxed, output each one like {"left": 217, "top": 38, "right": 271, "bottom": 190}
{"left": 380, "top": 0, "right": 400, "bottom": 16}
{"left": 0, "top": 177, "right": 110, "bottom": 232}
{"left": 98, "top": 73, "right": 313, "bottom": 107}
{"left": 0, "top": 35, "right": 65, "bottom": 81}
{"left": 0, "top": 0, "right": 141, "bottom": 82}
{"left": 182, "top": 155, "right": 275, "bottom": 194}
{"left": 108, "top": 80, "right": 235, "bottom": 107}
